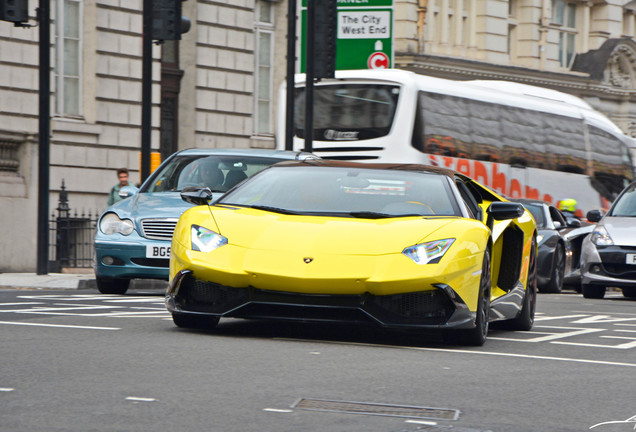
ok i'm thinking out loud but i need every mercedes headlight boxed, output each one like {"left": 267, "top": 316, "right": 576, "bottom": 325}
{"left": 99, "top": 213, "right": 134, "bottom": 235}
{"left": 191, "top": 225, "right": 228, "bottom": 252}
{"left": 402, "top": 239, "right": 455, "bottom": 265}
{"left": 591, "top": 225, "right": 614, "bottom": 247}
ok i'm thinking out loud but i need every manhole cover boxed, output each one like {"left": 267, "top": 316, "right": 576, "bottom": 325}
{"left": 292, "top": 398, "right": 460, "bottom": 421}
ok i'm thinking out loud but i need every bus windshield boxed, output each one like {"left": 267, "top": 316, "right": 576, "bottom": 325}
{"left": 293, "top": 84, "right": 400, "bottom": 141}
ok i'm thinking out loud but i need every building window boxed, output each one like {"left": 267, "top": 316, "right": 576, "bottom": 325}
{"left": 55, "top": 0, "right": 82, "bottom": 117}
{"left": 255, "top": 1, "right": 274, "bottom": 135}
{"left": 552, "top": 0, "right": 577, "bottom": 68}
{"left": 507, "top": 0, "right": 518, "bottom": 59}
{"left": 508, "top": 25, "right": 516, "bottom": 57}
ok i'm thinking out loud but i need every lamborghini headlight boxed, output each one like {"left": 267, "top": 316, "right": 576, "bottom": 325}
{"left": 591, "top": 225, "right": 614, "bottom": 247}
{"left": 402, "top": 239, "right": 455, "bottom": 265}
{"left": 191, "top": 225, "right": 228, "bottom": 252}
{"left": 99, "top": 213, "right": 134, "bottom": 235}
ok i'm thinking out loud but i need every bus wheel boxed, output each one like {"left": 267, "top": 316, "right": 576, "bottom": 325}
{"left": 582, "top": 284, "right": 605, "bottom": 299}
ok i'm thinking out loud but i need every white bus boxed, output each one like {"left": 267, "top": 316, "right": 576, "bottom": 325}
{"left": 276, "top": 69, "right": 634, "bottom": 215}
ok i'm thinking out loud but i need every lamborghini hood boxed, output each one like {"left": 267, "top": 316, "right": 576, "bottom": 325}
{"left": 209, "top": 206, "right": 458, "bottom": 254}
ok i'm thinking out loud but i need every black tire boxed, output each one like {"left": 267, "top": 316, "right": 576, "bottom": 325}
{"left": 543, "top": 243, "right": 564, "bottom": 294}
{"left": 622, "top": 287, "right": 636, "bottom": 298}
{"left": 506, "top": 238, "right": 537, "bottom": 331}
{"left": 96, "top": 277, "right": 130, "bottom": 295}
{"left": 172, "top": 313, "right": 220, "bottom": 330}
{"left": 455, "top": 249, "right": 491, "bottom": 346}
{"left": 582, "top": 284, "right": 605, "bottom": 299}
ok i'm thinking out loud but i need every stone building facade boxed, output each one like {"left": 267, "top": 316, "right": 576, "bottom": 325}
{"left": 1, "top": 0, "right": 636, "bottom": 271}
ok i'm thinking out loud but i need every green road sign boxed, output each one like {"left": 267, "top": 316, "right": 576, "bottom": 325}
{"left": 300, "top": 0, "right": 393, "bottom": 72}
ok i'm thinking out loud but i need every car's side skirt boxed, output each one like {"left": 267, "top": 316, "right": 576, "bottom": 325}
{"left": 489, "top": 281, "right": 524, "bottom": 321}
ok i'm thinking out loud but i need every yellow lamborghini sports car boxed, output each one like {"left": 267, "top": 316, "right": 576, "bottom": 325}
{"left": 166, "top": 160, "right": 538, "bottom": 345}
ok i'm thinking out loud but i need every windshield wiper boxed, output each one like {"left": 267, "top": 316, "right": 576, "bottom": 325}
{"left": 348, "top": 211, "right": 428, "bottom": 219}
{"left": 249, "top": 205, "right": 301, "bottom": 215}
{"left": 346, "top": 211, "right": 395, "bottom": 219}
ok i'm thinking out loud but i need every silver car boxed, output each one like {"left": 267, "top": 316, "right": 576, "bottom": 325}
{"left": 580, "top": 181, "right": 636, "bottom": 299}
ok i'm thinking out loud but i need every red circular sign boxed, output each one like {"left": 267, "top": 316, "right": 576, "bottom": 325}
{"left": 367, "top": 52, "right": 389, "bottom": 69}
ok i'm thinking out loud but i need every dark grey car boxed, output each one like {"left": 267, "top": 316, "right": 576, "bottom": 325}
{"left": 512, "top": 199, "right": 592, "bottom": 293}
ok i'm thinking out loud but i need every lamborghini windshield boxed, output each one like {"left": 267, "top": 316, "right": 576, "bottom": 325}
{"left": 218, "top": 166, "right": 462, "bottom": 217}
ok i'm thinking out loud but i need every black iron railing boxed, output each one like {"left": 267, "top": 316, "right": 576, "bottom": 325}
{"left": 48, "top": 181, "right": 101, "bottom": 271}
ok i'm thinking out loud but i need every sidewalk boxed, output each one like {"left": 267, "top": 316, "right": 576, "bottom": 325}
{"left": 0, "top": 272, "right": 97, "bottom": 290}
{"left": 0, "top": 271, "right": 167, "bottom": 291}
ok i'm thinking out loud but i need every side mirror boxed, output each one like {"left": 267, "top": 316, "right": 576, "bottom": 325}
{"left": 118, "top": 185, "right": 139, "bottom": 199}
{"left": 487, "top": 202, "right": 525, "bottom": 220}
{"left": 180, "top": 186, "right": 213, "bottom": 206}
{"left": 486, "top": 202, "right": 525, "bottom": 230}
{"left": 586, "top": 209, "right": 603, "bottom": 223}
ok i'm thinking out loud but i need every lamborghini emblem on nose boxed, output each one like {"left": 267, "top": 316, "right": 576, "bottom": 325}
{"left": 303, "top": 257, "right": 314, "bottom": 264}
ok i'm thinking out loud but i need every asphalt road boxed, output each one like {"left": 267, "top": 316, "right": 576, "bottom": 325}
{"left": 1, "top": 287, "right": 635, "bottom": 432}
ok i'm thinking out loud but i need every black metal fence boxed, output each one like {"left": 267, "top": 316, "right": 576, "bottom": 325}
{"left": 48, "top": 181, "right": 101, "bottom": 271}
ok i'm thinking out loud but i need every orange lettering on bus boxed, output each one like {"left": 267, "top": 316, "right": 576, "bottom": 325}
{"left": 491, "top": 164, "right": 507, "bottom": 195}
{"left": 509, "top": 179, "right": 522, "bottom": 198}
{"left": 525, "top": 186, "right": 540, "bottom": 200}
{"left": 472, "top": 161, "right": 489, "bottom": 185}
{"left": 456, "top": 159, "right": 471, "bottom": 177}
{"left": 442, "top": 157, "right": 454, "bottom": 168}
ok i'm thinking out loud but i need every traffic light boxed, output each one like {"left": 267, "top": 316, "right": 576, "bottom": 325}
{"left": 0, "top": 0, "right": 29, "bottom": 25}
{"left": 152, "top": 0, "right": 191, "bottom": 41}
{"left": 313, "top": 0, "right": 337, "bottom": 79}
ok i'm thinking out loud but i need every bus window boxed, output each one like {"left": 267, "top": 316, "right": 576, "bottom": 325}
{"left": 416, "top": 92, "right": 473, "bottom": 159}
{"left": 500, "top": 107, "right": 547, "bottom": 168}
{"left": 589, "top": 125, "right": 633, "bottom": 198}
{"left": 544, "top": 115, "right": 586, "bottom": 174}
{"left": 468, "top": 99, "right": 501, "bottom": 162}
{"left": 293, "top": 84, "right": 400, "bottom": 141}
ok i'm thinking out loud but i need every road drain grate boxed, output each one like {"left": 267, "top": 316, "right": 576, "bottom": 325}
{"left": 291, "top": 398, "right": 460, "bottom": 420}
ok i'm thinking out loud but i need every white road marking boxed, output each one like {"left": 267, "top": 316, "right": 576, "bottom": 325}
{"left": 86, "top": 310, "right": 166, "bottom": 316}
{"left": 0, "top": 388, "right": 15, "bottom": 392}
{"left": 405, "top": 420, "right": 438, "bottom": 426}
{"left": 125, "top": 396, "right": 156, "bottom": 402}
{"left": 0, "top": 305, "right": 117, "bottom": 313}
{"left": 277, "top": 339, "right": 636, "bottom": 368}
{"left": 0, "top": 302, "right": 45, "bottom": 306}
{"left": 0, "top": 321, "right": 120, "bottom": 330}
{"left": 103, "top": 300, "right": 165, "bottom": 304}
{"left": 572, "top": 315, "right": 636, "bottom": 324}
{"left": 552, "top": 339, "right": 636, "bottom": 349}
{"left": 573, "top": 310, "right": 636, "bottom": 317}
{"left": 263, "top": 408, "right": 293, "bottom": 413}
{"left": 533, "top": 314, "right": 588, "bottom": 321}
{"left": 490, "top": 326, "right": 604, "bottom": 343}
{"left": 601, "top": 335, "right": 636, "bottom": 340}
